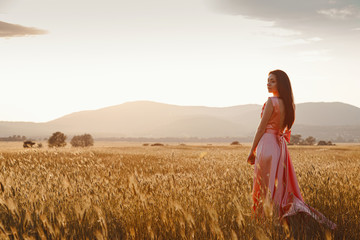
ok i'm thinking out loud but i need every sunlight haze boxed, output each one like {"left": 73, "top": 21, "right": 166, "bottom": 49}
{"left": 1, "top": 0, "right": 359, "bottom": 122}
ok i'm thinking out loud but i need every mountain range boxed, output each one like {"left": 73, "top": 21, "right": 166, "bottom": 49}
{"left": 1, "top": 101, "right": 360, "bottom": 142}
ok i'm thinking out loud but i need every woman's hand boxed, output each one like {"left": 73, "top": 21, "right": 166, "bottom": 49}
{"left": 247, "top": 151, "right": 256, "bottom": 165}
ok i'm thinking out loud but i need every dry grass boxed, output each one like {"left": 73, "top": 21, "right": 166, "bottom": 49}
{"left": 0, "top": 142, "right": 359, "bottom": 239}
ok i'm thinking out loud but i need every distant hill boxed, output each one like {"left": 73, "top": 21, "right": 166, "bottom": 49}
{"left": 1, "top": 101, "right": 360, "bottom": 142}
{"left": 295, "top": 102, "right": 360, "bottom": 126}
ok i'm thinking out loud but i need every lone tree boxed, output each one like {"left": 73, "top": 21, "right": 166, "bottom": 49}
{"left": 48, "top": 132, "right": 67, "bottom": 147}
{"left": 304, "top": 136, "right": 316, "bottom": 145}
{"left": 70, "top": 134, "right": 94, "bottom": 147}
{"left": 289, "top": 134, "right": 302, "bottom": 145}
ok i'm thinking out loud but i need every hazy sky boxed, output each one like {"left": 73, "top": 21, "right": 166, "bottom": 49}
{"left": 1, "top": 0, "right": 359, "bottom": 122}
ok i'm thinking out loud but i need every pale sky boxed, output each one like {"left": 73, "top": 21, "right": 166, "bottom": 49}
{"left": 1, "top": 0, "right": 359, "bottom": 122}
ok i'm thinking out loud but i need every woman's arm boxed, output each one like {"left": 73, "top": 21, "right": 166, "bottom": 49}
{"left": 247, "top": 97, "right": 273, "bottom": 164}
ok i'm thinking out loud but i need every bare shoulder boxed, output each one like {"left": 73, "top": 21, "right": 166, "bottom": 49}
{"left": 266, "top": 97, "right": 279, "bottom": 108}
{"left": 260, "top": 97, "right": 274, "bottom": 122}
{"left": 263, "top": 97, "right": 274, "bottom": 115}
{"left": 265, "top": 97, "right": 274, "bottom": 109}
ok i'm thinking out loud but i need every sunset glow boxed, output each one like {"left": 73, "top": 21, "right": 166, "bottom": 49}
{"left": 1, "top": 0, "right": 359, "bottom": 122}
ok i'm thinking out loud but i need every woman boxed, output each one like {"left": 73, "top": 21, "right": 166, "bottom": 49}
{"left": 247, "top": 70, "right": 336, "bottom": 229}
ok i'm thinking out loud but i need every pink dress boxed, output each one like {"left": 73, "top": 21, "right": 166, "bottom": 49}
{"left": 252, "top": 97, "right": 336, "bottom": 229}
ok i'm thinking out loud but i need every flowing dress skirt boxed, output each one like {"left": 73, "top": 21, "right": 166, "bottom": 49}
{"left": 252, "top": 132, "right": 336, "bottom": 229}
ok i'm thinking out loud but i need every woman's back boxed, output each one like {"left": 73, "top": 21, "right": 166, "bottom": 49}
{"left": 262, "top": 97, "right": 286, "bottom": 133}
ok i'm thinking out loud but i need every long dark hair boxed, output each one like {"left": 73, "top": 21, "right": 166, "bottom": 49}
{"left": 269, "top": 70, "right": 295, "bottom": 130}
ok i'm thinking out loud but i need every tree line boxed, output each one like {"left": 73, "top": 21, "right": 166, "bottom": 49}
{"left": 23, "top": 132, "right": 94, "bottom": 148}
{"left": 1, "top": 132, "right": 335, "bottom": 147}
{"left": 0, "top": 135, "right": 27, "bottom": 141}
{"left": 48, "top": 132, "right": 94, "bottom": 147}
{"left": 289, "top": 134, "right": 334, "bottom": 146}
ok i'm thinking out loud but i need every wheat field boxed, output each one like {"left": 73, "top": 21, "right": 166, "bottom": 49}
{"left": 0, "top": 142, "right": 359, "bottom": 239}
